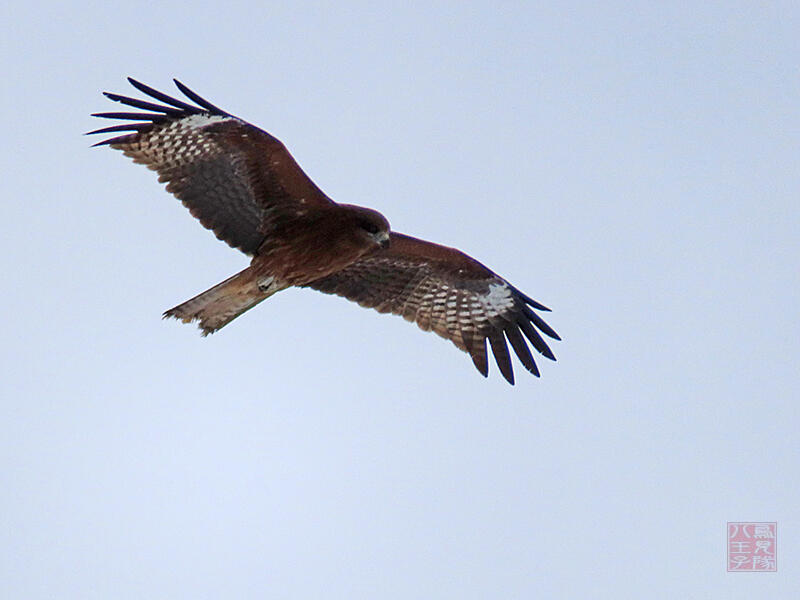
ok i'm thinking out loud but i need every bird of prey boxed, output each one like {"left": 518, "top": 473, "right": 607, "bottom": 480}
{"left": 89, "top": 78, "right": 560, "bottom": 384}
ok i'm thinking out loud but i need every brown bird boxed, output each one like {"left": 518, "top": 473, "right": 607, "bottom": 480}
{"left": 89, "top": 78, "right": 560, "bottom": 384}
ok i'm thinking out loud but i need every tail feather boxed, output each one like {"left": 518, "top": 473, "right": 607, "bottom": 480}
{"left": 163, "top": 267, "right": 281, "bottom": 335}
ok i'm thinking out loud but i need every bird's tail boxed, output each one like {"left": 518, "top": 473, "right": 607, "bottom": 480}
{"left": 163, "top": 267, "right": 282, "bottom": 335}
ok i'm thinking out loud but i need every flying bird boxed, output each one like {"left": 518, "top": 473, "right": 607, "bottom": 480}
{"left": 89, "top": 78, "right": 560, "bottom": 384}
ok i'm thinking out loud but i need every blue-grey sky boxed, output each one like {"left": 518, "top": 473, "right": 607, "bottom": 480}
{"left": 1, "top": 2, "right": 798, "bottom": 598}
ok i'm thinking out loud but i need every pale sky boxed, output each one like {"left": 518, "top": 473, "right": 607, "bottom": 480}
{"left": 1, "top": 2, "right": 798, "bottom": 598}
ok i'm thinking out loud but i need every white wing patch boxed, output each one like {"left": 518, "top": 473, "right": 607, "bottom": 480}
{"left": 181, "top": 114, "right": 233, "bottom": 130}
{"left": 484, "top": 282, "right": 515, "bottom": 315}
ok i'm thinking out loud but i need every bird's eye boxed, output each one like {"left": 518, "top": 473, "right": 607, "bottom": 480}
{"left": 360, "top": 220, "right": 380, "bottom": 235}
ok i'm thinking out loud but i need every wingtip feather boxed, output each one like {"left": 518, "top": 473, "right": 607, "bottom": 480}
{"left": 512, "top": 286, "right": 551, "bottom": 312}
{"left": 173, "top": 79, "right": 227, "bottom": 115}
{"left": 521, "top": 305, "right": 561, "bottom": 340}
{"left": 488, "top": 332, "right": 515, "bottom": 385}
{"left": 504, "top": 327, "right": 540, "bottom": 377}
{"left": 470, "top": 338, "right": 489, "bottom": 378}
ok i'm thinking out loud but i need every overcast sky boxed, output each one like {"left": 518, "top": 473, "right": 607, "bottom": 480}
{"left": 1, "top": 2, "right": 798, "bottom": 598}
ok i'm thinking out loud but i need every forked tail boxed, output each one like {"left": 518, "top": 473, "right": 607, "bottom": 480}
{"left": 163, "top": 267, "right": 281, "bottom": 335}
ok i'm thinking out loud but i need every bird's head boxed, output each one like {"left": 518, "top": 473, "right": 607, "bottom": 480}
{"left": 341, "top": 204, "right": 391, "bottom": 250}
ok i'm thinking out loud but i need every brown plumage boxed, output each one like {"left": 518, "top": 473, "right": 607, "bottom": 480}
{"left": 89, "top": 78, "right": 560, "bottom": 384}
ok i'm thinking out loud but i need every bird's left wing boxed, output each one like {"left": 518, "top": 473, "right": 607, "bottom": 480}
{"left": 305, "top": 233, "right": 560, "bottom": 384}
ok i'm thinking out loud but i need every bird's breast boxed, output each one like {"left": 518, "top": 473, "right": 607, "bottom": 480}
{"left": 252, "top": 222, "right": 374, "bottom": 286}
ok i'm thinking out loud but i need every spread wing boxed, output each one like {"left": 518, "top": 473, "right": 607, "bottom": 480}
{"left": 305, "top": 233, "right": 560, "bottom": 384}
{"left": 89, "top": 78, "right": 333, "bottom": 254}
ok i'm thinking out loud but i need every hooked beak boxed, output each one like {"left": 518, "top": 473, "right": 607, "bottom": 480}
{"left": 376, "top": 231, "right": 391, "bottom": 249}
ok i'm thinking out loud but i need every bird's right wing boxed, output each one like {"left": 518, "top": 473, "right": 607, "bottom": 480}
{"left": 89, "top": 78, "right": 334, "bottom": 255}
